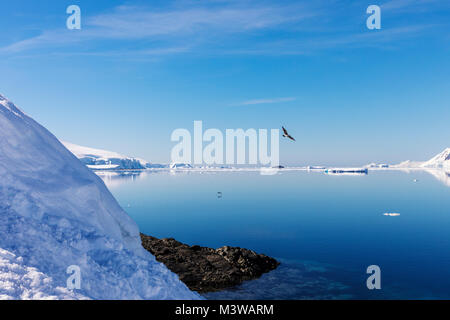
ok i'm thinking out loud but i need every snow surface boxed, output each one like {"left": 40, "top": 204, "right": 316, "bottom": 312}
{"left": 391, "top": 160, "right": 424, "bottom": 168}
{"left": 0, "top": 93, "right": 199, "bottom": 300}
{"left": 0, "top": 248, "right": 88, "bottom": 300}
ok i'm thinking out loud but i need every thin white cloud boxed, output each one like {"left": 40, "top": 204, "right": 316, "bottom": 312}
{"left": 234, "top": 97, "right": 296, "bottom": 106}
{"left": 88, "top": 4, "right": 312, "bottom": 39}
{"left": 220, "top": 24, "right": 439, "bottom": 56}
{"left": 0, "top": 1, "right": 446, "bottom": 57}
{"left": 0, "top": 2, "right": 316, "bottom": 55}
{"left": 381, "top": 0, "right": 445, "bottom": 11}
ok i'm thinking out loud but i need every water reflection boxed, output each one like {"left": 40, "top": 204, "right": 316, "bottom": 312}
{"left": 96, "top": 170, "right": 147, "bottom": 188}
{"left": 324, "top": 172, "right": 368, "bottom": 176}
{"left": 94, "top": 167, "right": 450, "bottom": 188}
{"left": 424, "top": 169, "right": 450, "bottom": 187}
{"left": 394, "top": 168, "right": 450, "bottom": 187}
{"left": 99, "top": 168, "right": 450, "bottom": 299}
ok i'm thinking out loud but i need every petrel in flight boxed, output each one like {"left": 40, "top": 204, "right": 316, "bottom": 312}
{"left": 282, "top": 126, "right": 296, "bottom": 141}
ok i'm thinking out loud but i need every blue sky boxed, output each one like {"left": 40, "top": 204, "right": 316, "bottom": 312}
{"left": 0, "top": 0, "right": 449, "bottom": 166}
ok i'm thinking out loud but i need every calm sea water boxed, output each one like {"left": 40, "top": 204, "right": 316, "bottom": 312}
{"left": 100, "top": 169, "right": 450, "bottom": 299}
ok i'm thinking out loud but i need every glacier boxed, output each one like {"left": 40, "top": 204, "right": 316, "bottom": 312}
{"left": 0, "top": 93, "right": 199, "bottom": 300}
{"left": 62, "top": 141, "right": 166, "bottom": 170}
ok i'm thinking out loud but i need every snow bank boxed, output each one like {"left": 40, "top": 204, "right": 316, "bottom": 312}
{"left": 0, "top": 93, "right": 199, "bottom": 300}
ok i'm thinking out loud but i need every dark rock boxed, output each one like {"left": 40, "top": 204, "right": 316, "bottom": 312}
{"left": 140, "top": 233, "right": 280, "bottom": 293}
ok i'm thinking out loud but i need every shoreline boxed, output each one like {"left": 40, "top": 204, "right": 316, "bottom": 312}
{"left": 140, "top": 234, "right": 280, "bottom": 293}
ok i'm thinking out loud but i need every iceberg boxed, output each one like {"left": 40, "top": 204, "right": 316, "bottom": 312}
{"left": 383, "top": 213, "right": 400, "bottom": 217}
{"left": 307, "top": 166, "right": 326, "bottom": 170}
{"left": 365, "top": 163, "right": 389, "bottom": 168}
{"left": 170, "top": 163, "right": 193, "bottom": 169}
{"left": 325, "top": 168, "right": 368, "bottom": 175}
{"left": 63, "top": 141, "right": 165, "bottom": 170}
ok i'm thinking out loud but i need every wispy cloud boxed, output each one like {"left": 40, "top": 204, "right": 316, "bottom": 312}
{"left": 233, "top": 97, "right": 296, "bottom": 106}
{"left": 0, "top": 0, "right": 447, "bottom": 57}
{"left": 381, "top": 0, "right": 447, "bottom": 11}
{"left": 88, "top": 4, "right": 313, "bottom": 39}
{"left": 0, "top": 2, "right": 317, "bottom": 55}
{"left": 219, "top": 24, "right": 440, "bottom": 56}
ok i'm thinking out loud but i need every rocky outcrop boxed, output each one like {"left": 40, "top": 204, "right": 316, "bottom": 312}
{"left": 140, "top": 234, "right": 280, "bottom": 293}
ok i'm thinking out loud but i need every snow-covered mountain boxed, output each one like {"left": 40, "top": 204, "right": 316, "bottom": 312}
{"left": 62, "top": 141, "right": 165, "bottom": 170}
{"left": 0, "top": 94, "right": 198, "bottom": 300}
{"left": 391, "top": 160, "right": 424, "bottom": 168}
{"left": 421, "top": 148, "right": 450, "bottom": 169}
{"left": 392, "top": 148, "right": 450, "bottom": 169}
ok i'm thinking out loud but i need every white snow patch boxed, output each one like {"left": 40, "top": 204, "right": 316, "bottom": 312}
{"left": 391, "top": 160, "right": 424, "bottom": 168}
{"left": 0, "top": 248, "right": 88, "bottom": 300}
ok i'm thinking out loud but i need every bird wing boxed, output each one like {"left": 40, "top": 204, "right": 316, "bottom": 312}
{"left": 282, "top": 126, "right": 288, "bottom": 135}
{"left": 288, "top": 134, "right": 296, "bottom": 141}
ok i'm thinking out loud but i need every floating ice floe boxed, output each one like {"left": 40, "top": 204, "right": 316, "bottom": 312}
{"left": 307, "top": 166, "right": 326, "bottom": 170}
{"left": 325, "top": 168, "right": 368, "bottom": 175}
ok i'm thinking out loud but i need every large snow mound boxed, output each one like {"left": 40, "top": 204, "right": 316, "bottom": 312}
{"left": 0, "top": 93, "right": 199, "bottom": 300}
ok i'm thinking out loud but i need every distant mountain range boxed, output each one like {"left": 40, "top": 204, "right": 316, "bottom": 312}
{"left": 64, "top": 141, "right": 449, "bottom": 172}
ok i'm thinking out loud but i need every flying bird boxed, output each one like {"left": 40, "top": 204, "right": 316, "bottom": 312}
{"left": 282, "top": 126, "right": 296, "bottom": 141}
